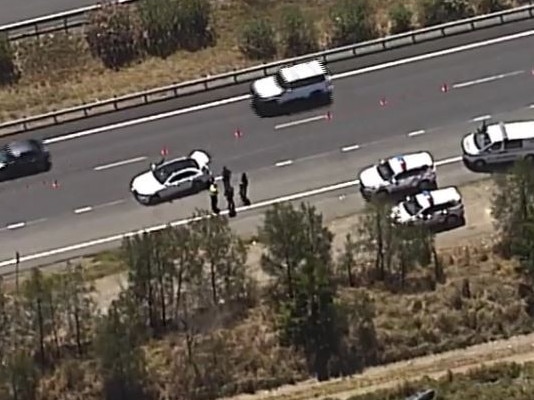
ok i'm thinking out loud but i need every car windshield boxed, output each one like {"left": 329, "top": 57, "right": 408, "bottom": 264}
{"left": 152, "top": 164, "right": 173, "bottom": 184}
{"left": 376, "top": 161, "right": 395, "bottom": 180}
{"left": 473, "top": 131, "right": 491, "bottom": 149}
{"left": 0, "top": 149, "right": 9, "bottom": 163}
{"left": 274, "top": 71, "right": 288, "bottom": 89}
{"left": 403, "top": 197, "right": 423, "bottom": 216}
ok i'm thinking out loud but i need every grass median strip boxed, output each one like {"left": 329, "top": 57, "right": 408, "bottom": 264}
{"left": 0, "top": 0, "right": 520, "bottom": 123}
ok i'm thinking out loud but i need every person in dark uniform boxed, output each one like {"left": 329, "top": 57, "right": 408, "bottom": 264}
{"left": 222, "top": 166, "right": 231, "bottom": 195}
{"left": 208, "top": 179, "right": 220, "bottom": 215}
{"left": 226, "top": 185, "right": 237, "bottom": 218}
{"left": 239, "top": 172, "right": 251, "bottom": 206}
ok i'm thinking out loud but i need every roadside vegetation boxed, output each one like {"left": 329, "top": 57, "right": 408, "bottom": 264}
{"left": 348, "top": 362, "right": 534, "bottom": 400}
{"left": 0, "top": 0, "right": 518, "bottom": 122}
{"left": 1, "top": 161, "right": 534, "bottom": 399}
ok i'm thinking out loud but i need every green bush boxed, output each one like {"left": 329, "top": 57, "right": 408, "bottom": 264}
{"left": 473, "top": 0, "right": 509, "bottom": 13}
{"left": 85, "top": 2, "right": 142, "bottom": 70}
{"left": 137, "top": 0, "right": 182, "bottom": 58}
{"left": 329, "top": 0, "right": 376, "bottom": 47}
{"left": 279, "top": 6, "right": 318, "bottom": 58}
{"left": 177, "top": 0, "right": 214, "bottom": 51}
{"left": 239, "top": 17, "right": 277, "bottom": 60}
{"left": 0, "top": 33, "right": 20, "bottom": 86}
{"left": 417, "top": 0, "right": 474, "bottom": 27}
{"left": 389, "top": 3, "right": 414, "bottom": 34}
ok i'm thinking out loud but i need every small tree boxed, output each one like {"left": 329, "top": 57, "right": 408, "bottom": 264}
{"left": 261, "top": 202, "right": 347, "bottom": 380}
{"left": 177, "top": 0, "right": 213, "bottom": 50}
{"left": 329, "top": 0, "right": 376, "bottom": 47}
{"left": 239, "top": 17, "right": 277, "bottom": 60}
{"left": 137, "top": 0, "right": 182, "bottom": 58}
{"left": 417, "top": 0, "right": 474, "bottom": 27}
{"left": 492, "top": 160, "right": 534, "bottom": 275}
{"left": 0, "top": 33, "right": 19, "bottom": 86}
{"left": 85, "top": 1, "right": 142, "bottom": 70}
{"left": 94, "top": 298, "right": 152, "bottom": 400}
{"left": 389, "top": 3, "right": 414, "bottom": 34}
{"left": 279, "top": 6, "right": 318, "bottom": 57}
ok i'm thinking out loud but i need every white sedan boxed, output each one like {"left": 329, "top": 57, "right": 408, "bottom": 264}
{"left": 130, "top": 150, "right": 212, "bottom": 205}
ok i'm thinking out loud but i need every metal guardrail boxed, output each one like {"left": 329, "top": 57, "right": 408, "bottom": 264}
{"left": 0, "top": 0, "right": 137, "bottom": 41}
{"left": 0, "top": 3, "right": 534, "bottom": 136}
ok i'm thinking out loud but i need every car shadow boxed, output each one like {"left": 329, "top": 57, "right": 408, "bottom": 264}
{"left": 431, "top": 215, "right": 466, "bottom": 234}
{"left": 252, "top": 96, "right": 333, "bottom": 118}
{"left": 138, "top": 185, "right": 208, "bottom": 207}
{"left": 463, "top": 160, "right": 516, "bottom": 174}
{"left": 0, "top": 164, "right": 53, "bottom": 183}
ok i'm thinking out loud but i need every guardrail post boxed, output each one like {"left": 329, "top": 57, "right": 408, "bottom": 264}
{"left": 113, "top": 96, "right": 118, "bottom": 110}
{"left": 83, "top": 107, "right": 88, "bottom": 117}
{"left": 499, "top": 14, "right": 504, "bottom": 23}
{"left": 144, "top": 93, "right": 149, "bottom": 103}
{"left": 470, "top": 21, "right": 475, "bottom": 30}
{"left": 53, "top": 112, "right": 58, "bottom": 124}
{"left": 22, "top": 119, "right": 27, "bottom": 132}
{"left": 64, "top": 17, "right": 68, "bottom": 33}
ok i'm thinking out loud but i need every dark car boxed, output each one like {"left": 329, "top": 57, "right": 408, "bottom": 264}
{"left": 0, "top": 139, "right": 51, "bottom": 181}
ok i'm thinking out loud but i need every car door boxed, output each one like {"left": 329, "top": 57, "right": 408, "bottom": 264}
{"left": 484, "top": 141, "right": 506, "bottom": 164}
{"left": 163, "top": 170, "right": 197, "bottom": 198}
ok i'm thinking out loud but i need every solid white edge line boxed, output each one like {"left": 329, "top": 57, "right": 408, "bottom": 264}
{"left": 407, "top": 130, "right": 426, "bottom": 137}
{"left": 74, "top": 206, "right": 93, "bottom": 214}
{"left": 6, "top": 222, "right": 26, "bottom": 230}
{"left": 341, "top": 144, "right": 360, "bottom": 152}
{"left": 452, "top": 70, "right": 524, "bottom": 89}
{"left": 0, "top": 153, "right": 468, "bottom": 268}
{"left": 39, "top": 28, "right": 534, "bottom": 146}
{"left": 93, "top": 156, "right": 147, "bottom": 171}
{"left": 472, "top": 114, "right": 492, "bottom": 122}
{"left": 275, "top": 160, "right": 293, "bottom": 167}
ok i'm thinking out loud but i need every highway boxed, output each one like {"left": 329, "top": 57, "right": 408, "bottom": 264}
{"left": 1, "top": 29, "right": 534, "bottom": 269}
{"left": 1, "top": 0, "right": 97, "bottom": 24}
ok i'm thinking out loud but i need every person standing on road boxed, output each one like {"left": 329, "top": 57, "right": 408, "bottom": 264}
{"left": 222, "top": 166, "right": 232, "bottom": 195}
{"left": 209, "top": 179, "right": 220, "bottom": 215}
{"left": 226, "top": 185, "right": 237, "bottom": 218}
{"left": 239, "top": 172, "right": 251, "bottom": 206}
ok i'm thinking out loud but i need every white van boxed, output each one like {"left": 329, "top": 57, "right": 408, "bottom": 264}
{"left": 461, "top": 120, "right": 534, "bottom": 168}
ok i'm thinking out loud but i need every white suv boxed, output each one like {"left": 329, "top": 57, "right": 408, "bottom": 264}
{"left": 390, "top": 187, "right": 464, "bottom": 227}
{"left": 359, "top": 152, "right": 437, "bottom": 200}
{"left": 250, "top": 60, "right": 333, "bottom": 115}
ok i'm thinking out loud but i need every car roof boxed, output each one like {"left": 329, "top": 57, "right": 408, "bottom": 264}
{"left": 279, "top": 60, "right": 326, "bottom": 83}
{"left": 3, "top": 139, "right": 41, "bottom": 156}
{"left": 388, "top": 152, "right": 433, "bottom": 174}
{"left": 157, "top": 156, "right": 198, "bottom": 170}
{"left": 415, "top": 187, "right": 461, "bottom": 208}
{"left": 486, "top": 120, "right": 534, "bottom": 143}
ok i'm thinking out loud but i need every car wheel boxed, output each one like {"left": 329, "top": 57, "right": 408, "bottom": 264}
{"left": 418, "top": 180, "right": 435, "bottom": 191}
{"left": 474, "top": 159, "right": 486, "bottom": 169}
{"left": 445, "top": 214, "right": 459, "bottom": 226}
{"left": 42, "top": 160, "right": 52, "bottom": 172}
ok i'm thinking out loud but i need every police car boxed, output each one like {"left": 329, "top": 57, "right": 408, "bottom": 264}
{"left": 390, "top": 187, "right": 464, "bottom": 227}
{"left": 358, "top": 152, "right": 436, "bottom": 200}
{"left": 250, "top": 60, "right": 333, "bottom": 116}
{"left": 130, "top": 150, "right": 212, "bottom": 205}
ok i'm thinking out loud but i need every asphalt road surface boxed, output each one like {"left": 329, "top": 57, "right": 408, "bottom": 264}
{"left": 1, "top": 28, "right": 534, "bottom": 269}
{"left": 1, "top": 0, "right": 98, "bottom": 24}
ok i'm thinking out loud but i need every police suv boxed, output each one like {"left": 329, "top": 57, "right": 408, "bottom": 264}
{"left": 250, "top": 60, "right": 333, "bottom": 115}
{"left": 462, "top": 120, "right": 534, "bottom": 169}
{"left": 390, "top": 187, "right": 464, "bottom": 227}
{"left": 358, "top": 152, "right": 436, "bottom": 200}
{"left": 130, "top": 150, "right": 212, "bottom": 205}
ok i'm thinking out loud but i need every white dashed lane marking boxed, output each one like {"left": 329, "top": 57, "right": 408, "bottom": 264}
{"left": 472, "top": 114, "right": 492, "bottom": 122}
{"left": 274, "top": 114, "right": 329, "bottom": 130}
{"left": 275, "top": 160, "right": 294, "bottom": 167}
{"left": 94, "top": 156, "right": 147, "bottom": 171}
{"left": 74, "top": 206, "right": 93, "bottom": 214}
{"left": 341, "top": 144, "right": 360, "bottom": 152}
{"left": 407, "top": 129, "right": 426, "bottom": 137}
{"left": 452, "top": 70, "right": 524, "bottom": 89}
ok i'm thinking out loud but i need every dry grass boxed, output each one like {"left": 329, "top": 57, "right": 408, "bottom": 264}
{"left": 0, "top": 0, "right": 518, "bottom": 122}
